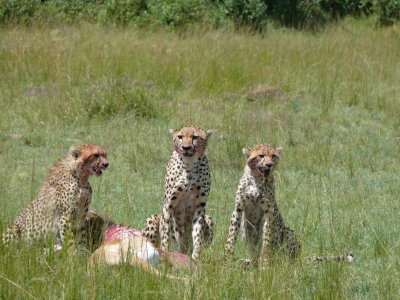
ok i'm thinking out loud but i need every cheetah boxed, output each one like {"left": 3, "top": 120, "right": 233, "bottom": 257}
{"left": 143, "top": 126, "right": 214, "bottom": 260}
{"left": 224, "top": 144, "right": 353, "bottom": 263}
{"left": 2, "top": 143, "right": 109, "bottom": 251}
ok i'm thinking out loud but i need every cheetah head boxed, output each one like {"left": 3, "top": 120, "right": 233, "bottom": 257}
{"left": 243, "top": 144, "right": 282, "bottom": 178}
{"left": 169, "top": 126, "right": 213, "bottom": 161}
{"left": 70, "top": 144, "right": 109, "bottom": 177}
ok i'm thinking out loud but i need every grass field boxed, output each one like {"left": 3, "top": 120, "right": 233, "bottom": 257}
{"left": 0, "top": 18, "right": 399, "bottom": 299}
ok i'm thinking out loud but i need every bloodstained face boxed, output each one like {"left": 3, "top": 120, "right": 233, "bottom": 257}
{"left": 243, "top": 144, "right": 282, "bottom": 178}
{"left": 71, "top": 143, "right": 109, "bottom": 177}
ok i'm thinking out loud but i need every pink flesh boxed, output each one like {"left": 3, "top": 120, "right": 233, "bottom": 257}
{"left": 166, "top": 252, "right": 192, "bottom": 267}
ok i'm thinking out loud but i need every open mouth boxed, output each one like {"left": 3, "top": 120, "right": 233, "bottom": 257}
{"left": 182, "top": 152, "right": 194, "bottom": 157}
{"left": 258, "top": 168, "right": 270, "bottom": 177}
{"left": 92, "top": 167, "right": 103, "bottom": 176}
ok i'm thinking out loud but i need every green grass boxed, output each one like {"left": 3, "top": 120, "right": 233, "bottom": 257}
{"left": 0, "top": 18, "right": 399, "bottom": 299}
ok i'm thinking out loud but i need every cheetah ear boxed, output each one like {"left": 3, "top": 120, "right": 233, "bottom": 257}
{"left": 276, "top": 147, "right": 283, "bottom": 154}
{"left": 69, "top": 147, "right": 81, "bottom": 159}
{"left": 205, "top": 130, "right": 214, "bottom": 139}
{"left": 242, "top": 148, "right": 251, "bottom": 158}
{"left": 169, "top": 129, "right": 175, "bottom": 135}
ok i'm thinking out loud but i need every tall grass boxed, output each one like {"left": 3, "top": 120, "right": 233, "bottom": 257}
{"left": 0, "top": 18, "right": 399, "bottom": 299}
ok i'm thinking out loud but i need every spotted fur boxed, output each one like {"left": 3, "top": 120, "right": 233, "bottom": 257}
{"left": 143, "top": 213, "right": 214, "bottom": 251}
{"left": 2, "top": 144, "right": 109, "bottom": 250}
{"left": 224, "top": 144, "right": 353, "bottom": 263}
{"left": 143, "top": 125, "right": 213, "bottom": 260}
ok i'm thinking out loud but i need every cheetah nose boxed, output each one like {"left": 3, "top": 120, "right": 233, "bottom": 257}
{"left": 266, "top": 162, "right": 274, "bottom": 167}
{"left": 103, "top": 163, "right": 109, "bottom": 168}
{"left": 182, "top": 146, "right": 192, "bottom": 151}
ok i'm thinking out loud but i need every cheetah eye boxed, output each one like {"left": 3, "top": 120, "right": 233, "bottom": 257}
{"left": 177, "top": 135, "right": 183, "bottom": 139}
{"left": 94, "top": 154, "right": 100, "bottom": 158}
{"left": 271, "top": 154, "right": 278, "bottom": 159}
{"left": 258, "top": 155, "right": 264, "bottom": 158}
{"left": 192, "top": 136, "right": 199, "bottom": 140}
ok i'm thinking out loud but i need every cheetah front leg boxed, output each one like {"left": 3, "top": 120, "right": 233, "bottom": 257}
{"left": 160, "top": 205, "right": 173, "bottom": 253}
{"left": 260, "top": 198, "right": 274, "bottom": 259}
{"left": 56, "top": 211, "right": 86, "bottom": 251}
{"left": 224, "top": 194, "right": 245, "bottom": 259}
{"left": 260, "top": 216, "right": 273, "bottom": 259}
{"left": 143, "top": 215, "right": 161, "bottom": 246}
{"left": 160, "top": 179, "right": 184, "bottom": 252}
{"left": 55, "top": 212, "right": 72, "bottom": 251}
{"left": 172, "top": 213, "right": 186, "bottom": 252}
{"left": 191, "top": 204, "right": 206, "bottom": 261}
{"left": 160, "top": 192, "right": 186, "bottom": 253}
{"left": 202, "top": 215, "right": 214, "bottom": 249}
{"left": 242, "top": 213, "right": 263, "bottom": 258}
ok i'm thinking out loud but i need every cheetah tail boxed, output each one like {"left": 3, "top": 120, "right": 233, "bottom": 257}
{"left": 304, "top": 253, "right": 354, "bottom": 263}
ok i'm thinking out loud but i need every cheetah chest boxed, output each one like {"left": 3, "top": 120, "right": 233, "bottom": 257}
{"left": 174, "top": 174, "right": 204, "bottom": 223}
{"left": 166, "top": 154, "right": 210, "bottom": 230}
{"left": 242, "top": 180, "right": 271, "bottom": 226}
{"left": 243, "top": 180, "right": 266, "bottom": 209}
{"left": 73, "top": 186, "right": 92, "bottom": 220}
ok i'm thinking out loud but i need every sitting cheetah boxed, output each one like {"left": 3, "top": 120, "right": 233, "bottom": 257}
{"left": 2, "top": 144, "right": 109, "bottom": 250}
{"left": 143, "top": 126, "right": 214, "bottom": 260}
{"left": 224, "top": 144, "right": 353, "bottom": 263}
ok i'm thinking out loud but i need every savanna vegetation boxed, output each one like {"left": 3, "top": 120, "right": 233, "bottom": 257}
{"left": 0, "top": 2, "right": 399, "bottom": 298}
{"left": 0, "top": 0, "right": 399, "bottom": 29}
